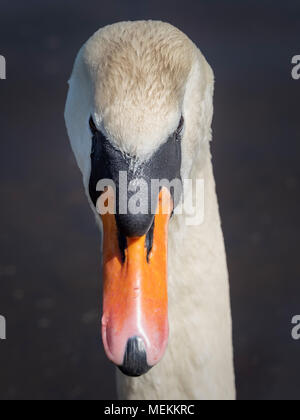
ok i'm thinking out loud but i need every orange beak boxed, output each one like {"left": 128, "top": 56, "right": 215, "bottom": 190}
{"left": 100, "top": 188, "right": 172, "bottom": 376}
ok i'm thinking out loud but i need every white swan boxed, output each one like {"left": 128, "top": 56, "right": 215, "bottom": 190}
{"left": 65, "top": 20, "right": 236, "bottom": 400}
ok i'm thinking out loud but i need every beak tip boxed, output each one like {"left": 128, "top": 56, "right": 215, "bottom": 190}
{"left": 118, "top": 336, "right": 152, "bottom": 377}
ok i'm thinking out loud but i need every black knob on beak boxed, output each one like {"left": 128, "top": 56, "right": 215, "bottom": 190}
{"left": 115, "top": 213, "right": 155, "bottom": 238}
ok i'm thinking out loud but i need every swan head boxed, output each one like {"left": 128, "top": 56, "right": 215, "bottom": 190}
{"left": 65, "top": 21, "right": 214, "bottom": 376}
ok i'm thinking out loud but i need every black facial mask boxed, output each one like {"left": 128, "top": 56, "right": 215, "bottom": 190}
{"left": 88, "top": 116, "right": 183, "bottom": 238}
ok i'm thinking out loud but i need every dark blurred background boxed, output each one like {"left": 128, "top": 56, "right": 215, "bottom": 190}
{"left": 0, "top": 0, "right": 299, "bottom": 400}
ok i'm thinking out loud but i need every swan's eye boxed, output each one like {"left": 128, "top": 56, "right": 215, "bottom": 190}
{"left": 89, "top": 116, "right": 98, "bottom": 136}
{"left": 175, "top": 116, "right": 184, "bottom": 137}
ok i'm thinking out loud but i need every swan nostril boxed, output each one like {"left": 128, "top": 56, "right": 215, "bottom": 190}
{"left": 145, "top": 219, "right": 155, "bottom": 263}
{"left": 117, "top": 229, "right": 127, "bottom": 263}
{"left": 118, "top": 336, "right": 152, "bottom": 377}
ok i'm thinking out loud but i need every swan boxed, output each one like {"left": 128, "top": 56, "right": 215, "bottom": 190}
{"left": 65, "top": 20, "right": 236, "bottom": 400}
